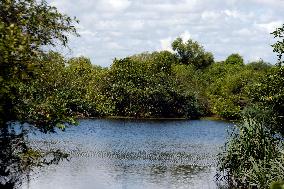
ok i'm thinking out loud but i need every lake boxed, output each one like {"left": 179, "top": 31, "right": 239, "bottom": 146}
{"left": 22, "top": 119, "right": 233, "bottom": 189}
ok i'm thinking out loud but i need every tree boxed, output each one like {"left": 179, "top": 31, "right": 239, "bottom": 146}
{"left": 225, "top": 53, "right": 244, "bottom": 65}
{"left": 65, "top": 56, "right": 113, "bottom": 117}
{"left": 247, "top": 59, "right": 271, "bottom": 71}
{"left": 0, "top": 0, "right": 78, "bottom": 130}
{"left": 217, "top": 25, "right": 284, "bottom": 189}
{"left": 0, "top": 0, "right": 78, "bottom": 188}
{"left": 271, "top": 24, "right": 284, "bottom": 66}
{"left": 249, "top": 66, "right": 284, "bottom": 135}
{"left": 171, "top": 37, "right": 214, "bottom": 69}
{"left": 106, "top": 52, "right": 203, "bottom": 118}
{"left": 249, "top": 24, "right": 284, "bottom": 135}
{"left": 203, "top": 60, "right": 267, "bottom": 119}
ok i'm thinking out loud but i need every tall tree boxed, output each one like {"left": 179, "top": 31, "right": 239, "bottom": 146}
{"left": 0, "top": 1, "right": 78, "bottom": 188}
{"left": 0, "top": 0, "right": 78, "bottom": 129}
{"left": 171, "top": 37, "right": 214, "bottom": 69}
{"left": 225, "top": 53, "right": 244, "bottom": 65}
{"left": 249, "top": 24, "right": 284, "bottom": 135}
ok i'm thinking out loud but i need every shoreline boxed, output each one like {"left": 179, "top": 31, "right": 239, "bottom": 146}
{"left": 76, "top": 115, "right": 230, "bottom": 121}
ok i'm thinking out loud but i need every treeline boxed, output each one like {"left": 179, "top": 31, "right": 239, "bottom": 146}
{"left": 26, "top": 38, "right": 273, "bottom": 123}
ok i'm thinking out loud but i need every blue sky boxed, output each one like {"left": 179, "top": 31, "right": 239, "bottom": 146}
{"left": 48, "top": 0, "right": 284, "bottom": 67}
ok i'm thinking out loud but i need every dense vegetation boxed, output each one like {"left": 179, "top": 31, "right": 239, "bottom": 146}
{"left": 8, "top": 39, "right": 271, "bottom": 121}
{"left": 0, "top": 0, "right": 283, "bottom": 188}
{"left": 217, "top": 25, "right": 284, "bottom": 188}
{"left": 0, "top": 0, "right": 78, "bottom": 188}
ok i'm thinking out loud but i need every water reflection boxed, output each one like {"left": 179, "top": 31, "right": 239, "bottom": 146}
{"left": 23, "top": 119, "right": 233, "bottom": 189}
{"left": 0, "top": 124, "right": 69, "bottom": 189}
{"left": 0, "top": 128, "right": 26, "bottom": 189}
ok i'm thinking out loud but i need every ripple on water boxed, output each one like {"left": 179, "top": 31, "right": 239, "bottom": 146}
{"left": 25, "top": 119, "right": 233, "bottom": 189}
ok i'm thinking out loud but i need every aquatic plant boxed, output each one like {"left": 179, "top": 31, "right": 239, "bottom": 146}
{"left": 217, "top": 118, "right": 284, "bottom": 188}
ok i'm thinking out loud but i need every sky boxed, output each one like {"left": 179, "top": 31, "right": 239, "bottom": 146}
{"left": 48, "top": 0, "right": 284, "bottom": 67}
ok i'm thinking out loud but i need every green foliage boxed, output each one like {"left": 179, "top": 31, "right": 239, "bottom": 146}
{"left": 217, "top": 25, "right": 284, "bottom": 189}
{"left": 67, "top": 56, "right": 114, "bottom": 117}
{"left": 225, "top": 53, "right": 244, "bottom": 65}
{"left": 172, "top": 37, "right": 214, "bottom": 69}
{"left": 247, "top": 59, "right": 272, "bottom": 71}
{"left": 217, "top": 117, "right": 284, "bottom": 188}
{"left": 270, "top": 181, "right": 284, "bottom": 189}
{"left": 105, "top": 52, "right": 203, "bottom": 118}
{"left": 249, "top": 66, "right": 284, "bottom": 135}
{"left": 271, "top": 24, "right": 284, "bottom": 65}
{"left": 0, "top": 1, "right": 78, "bottom": 187}
{"left": 0, "top": 0, "right": 78, "bottom": 130}
{"left": 172, "top": 64, "right": 209, "bottom": 115}
{"left": 203, "top": 61, "right": 269, "bottom": 119}
{"left": 0, "top": 0, "right": 275, "bottom": 124}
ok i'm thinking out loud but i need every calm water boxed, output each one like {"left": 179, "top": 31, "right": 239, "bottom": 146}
{"left": 22, "top": 119, "right": 233, "bottom": 189}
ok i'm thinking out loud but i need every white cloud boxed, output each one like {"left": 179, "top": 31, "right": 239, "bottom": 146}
{"left": 180, "top": 31, "right": 191, "bottom": 42}
{"left": 79, "top": 30, "right": 97, "bottom": 37}
{"left": 142, "top": 0, "right": 198, "bottom": 13}
{"left": 96, "top": 20, "right": 120, "bottom": 30}
{"left": 128, "top": 20, "right": 145, "bottom": 31}
{"left": 257, "top": 21, "right": 283, "bottom": 33}
{"left": 106, "top": 0, "right": 131, "bottom": 12}
{"left": 160, "top": 37, "right": 173, "bottom": 51}
{"left": 224, "top": 9, "right": 240, "bottom": 18}
{"left": 252, "top": 0, "right": 284, "bottom": 7}
{"left": 233, "top": 28, "right": 252, "bottom": 37}
{"left": 108, "top": 31, "right": 123, "bottom": 37}
{"left": 201, "top": 11, "right": 221, "bottom": 21}
{"left": 47, "top": 0, "right": 284, "bottom": 66}
{"left": 106, "top": 42, "right": 125, "bottom": 50}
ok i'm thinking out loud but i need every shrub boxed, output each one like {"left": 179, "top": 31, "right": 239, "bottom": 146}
{"left": 217, "top": 117, "right": 284, "bottom": 188}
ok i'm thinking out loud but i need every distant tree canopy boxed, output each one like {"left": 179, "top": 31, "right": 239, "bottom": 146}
{"left": 247, "top": 59, "right": 271, "bottom": 71}
{"left": 105, "top": 51, "right": 203, "bottom": 118}
{"left": 225, "top": 53, "right": 244, "bottom": 65}
{"left": 171, "top": 37, "right": 214, "bottom": 69}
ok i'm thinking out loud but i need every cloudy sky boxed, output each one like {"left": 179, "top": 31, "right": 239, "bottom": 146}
{"left": 48, "top": 0, "right": 284, "bottom": 67}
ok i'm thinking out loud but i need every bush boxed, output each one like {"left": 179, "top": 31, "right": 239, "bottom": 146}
{"left": 249, "top": 66, "right": 284, "bottom": 135}
{"left": 217, "top": 117, "right": 284, "bottom": 188}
